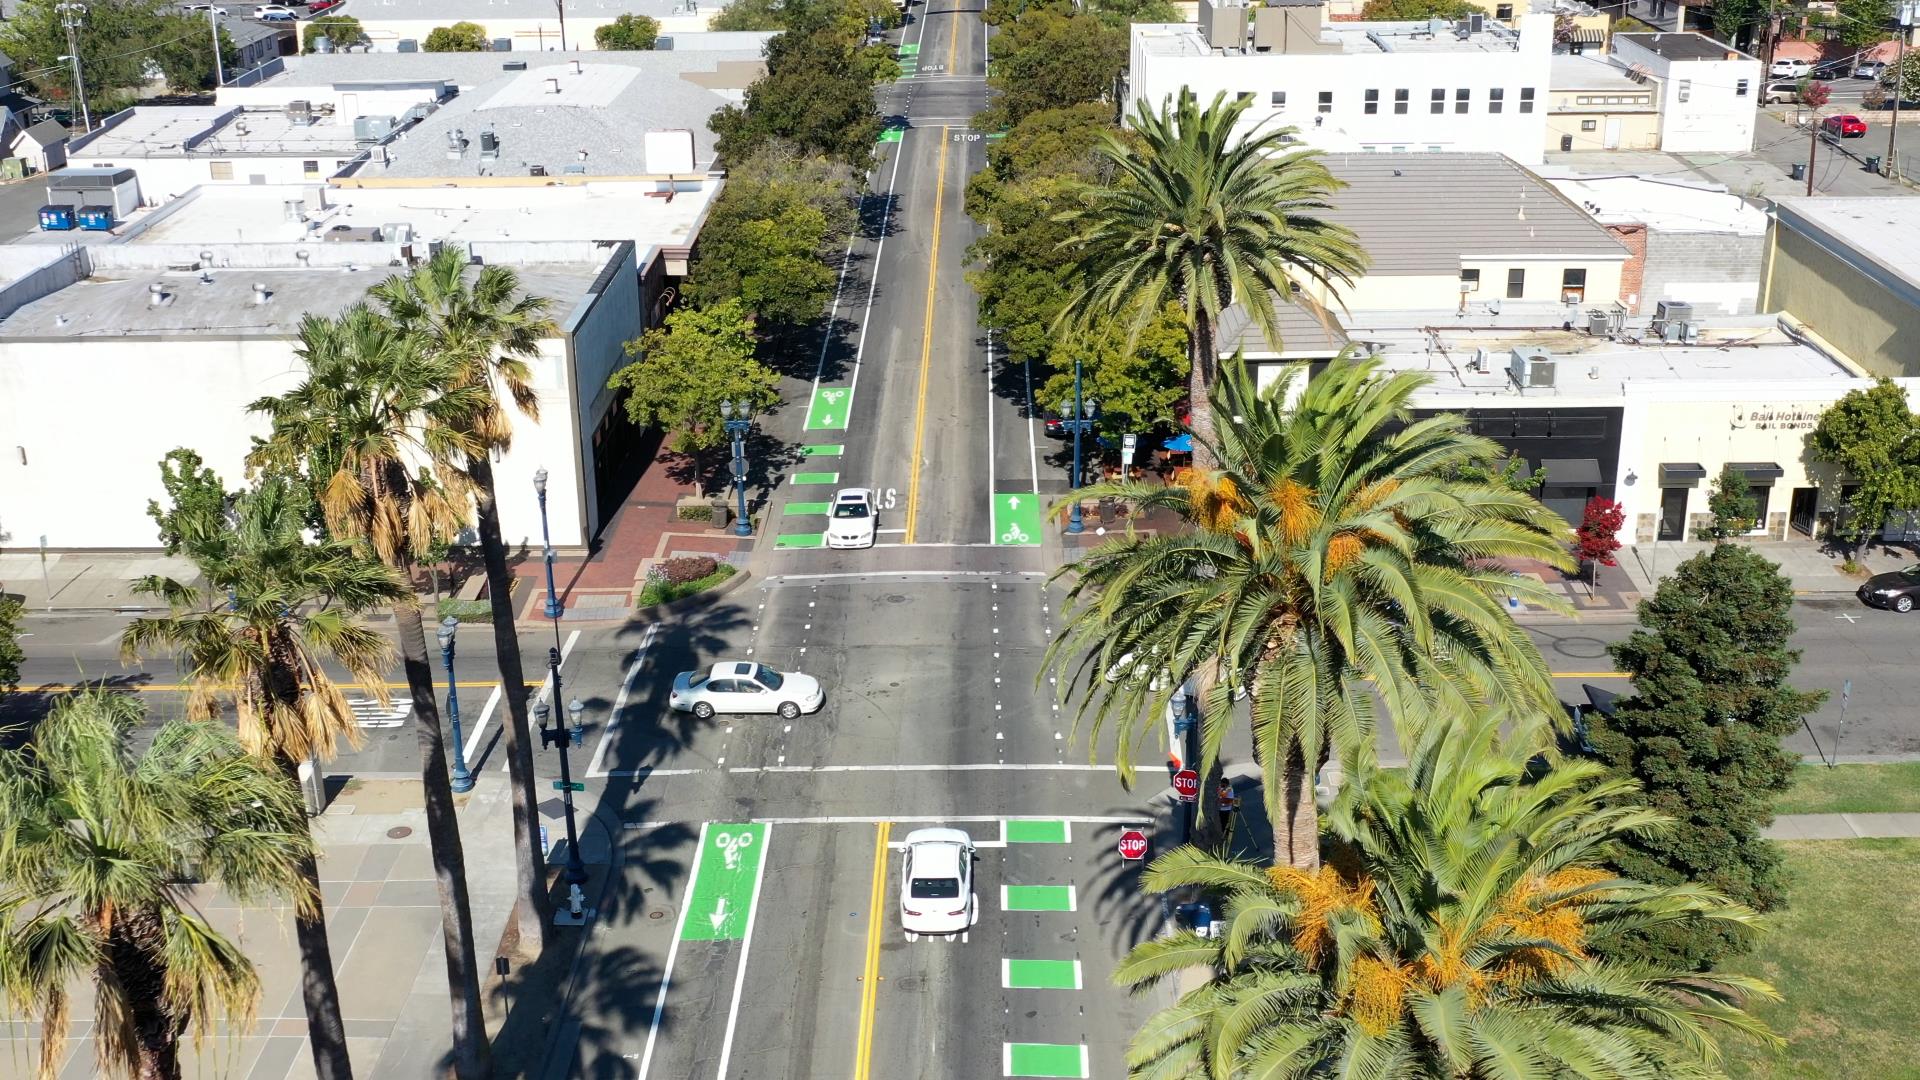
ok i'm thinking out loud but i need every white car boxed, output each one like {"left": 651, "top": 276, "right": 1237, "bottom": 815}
{"left": 899, "top": 828, "right": 978, "bottom": 940}
{"left": 1769, "top": 58, "right": 1811, "bottom": 78}
{"left": 826, "top": 487, "right": 876, "bottom": 549}
{"left": 669, "top": 661, "right": 824, "bottom": 720}
{"left": 253, "top": 3, "right": 296, "bottom": 16}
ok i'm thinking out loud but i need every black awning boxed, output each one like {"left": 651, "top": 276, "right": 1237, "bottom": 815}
{"left": 1540, "top": 458, "right": 1604, "bottom": 486}
{"left": 1658, "top": 462, "right": 1708, "bottom": 487}
{"left": 1730, "top": 461, "right": 1786, "bottom": 483}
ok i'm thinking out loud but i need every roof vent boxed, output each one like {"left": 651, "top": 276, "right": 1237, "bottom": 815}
{"left": 252, "top": 282, "right": 272, "bottom": 305}
{"left": 529, "top": 163, "right": 547, "bottom": 176}
{"left": 544, "top": 77, "right": 561, "bottom": 94}
{"left": 503, "top": 60, "right": 527, "bottom": 70}
{"left": 479, "top": 129, "right": 499, "bottom": 159}
{"left": 295, "top": 249, "right": 311, "bottom": 264}
{"left": 147, "top": 283, "right": 171, "bottom": 307}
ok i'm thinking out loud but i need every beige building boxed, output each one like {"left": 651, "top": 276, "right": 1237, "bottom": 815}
{"left": 1762, "top": 197, "right": 1920, "bottom": 380}
{"left": 1546, "top": 53, "right": 1659, "bottom": 152}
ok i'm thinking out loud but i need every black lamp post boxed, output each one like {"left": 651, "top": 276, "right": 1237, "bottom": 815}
{"left": 534, "top": 466, "right": 564, "bottom": 620}
{"left": 437, "top": 615, "right": 475, "bottom": 794}
{"left": 721, "top": 399, "right": 755, "bottom": 537}
{"left": 535, "top": 654, "right": 589, "bottom": 890}
{"left": 1062, "top": 360, "right": 1096, "bottom": 535}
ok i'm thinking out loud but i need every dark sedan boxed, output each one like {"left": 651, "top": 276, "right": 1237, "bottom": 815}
{"left": 1859, "top": 565, "right": 1920, "bottom": 612}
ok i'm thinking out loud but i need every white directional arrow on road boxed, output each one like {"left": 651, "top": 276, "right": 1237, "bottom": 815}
{"left": 709, "top": 897, "right": 730, "bottom": 932}
{"left": 1008, "top": 496, "right": 1020, "bottom": 509}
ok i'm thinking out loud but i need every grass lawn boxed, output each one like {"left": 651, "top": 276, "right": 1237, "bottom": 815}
{"left": 1774, "top": 761, "right": 1920, "bottom": 815}
{"left": 1722, "top": 838, "right": 1920, "bottom": 1079}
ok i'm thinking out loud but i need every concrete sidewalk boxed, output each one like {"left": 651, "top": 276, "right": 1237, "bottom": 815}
{"left": 0, "top": 550, "right": 200, "bottom": 613}
{"left": 1763, "top": 812, "right": 1920, "bottom": 840}
{"left": 1621, "top": 538, "right": 1865, "bottom": 596}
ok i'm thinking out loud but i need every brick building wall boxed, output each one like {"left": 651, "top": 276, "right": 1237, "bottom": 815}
{"left": 1607, "top": 223, "right": 1648, "bottom": 312}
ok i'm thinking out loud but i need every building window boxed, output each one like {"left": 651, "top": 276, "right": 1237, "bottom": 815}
{"left": 1489, "top": 87, "right": 1504, "bottom": 113}
{"left": 1581, "top": 119, "right": 1598, "bottom": 131}
{"left": 1678, "top": 79, "right": 1691, "bottom": 103}
{"left": 1394, "top": 88, "right": 1409, "bottom": 113}
{"left": 1364, "top": 88, "right": 1379, "bottom": 114}
{"left": 1392, "top": 145, "right": 1408, "bottom": 151}
{"left": 1432, "top": 88, "right": 1446, "bottom": 114}
{"left": 1318, "top": 90, "right": 1333, "bottom": 113}
{"left": 1455, "top": 88, "right": 1470, "bottom": 113}
{"left": 1562, "top": 267, "right": 1587, "bottom": 303}
{"left": 1461, "top": 268, "right": 1481, "bottom": 292}
{"left": 209, "top": 160, "right": 233, "bottom": 180}
{"left": 302, "top": 159, "right": 321, "bottom": 177}
{"left": 1736, "top": 78, "right": 1750, "bottom": 96}
{"left": 1576, "top": 95, "right": 1591, "bottom": 105}
{"left": 1271, "top": 90, "right": 1287, "bottom": 108}
{"left": 1506, "top": 268, "right": 1526, "bottom": 299}
{"left": 1520, "top": 87, "right": 1535, "bottom": 113}
{"left": 1495, "top": 1, "right": 1512, "bottom": 14}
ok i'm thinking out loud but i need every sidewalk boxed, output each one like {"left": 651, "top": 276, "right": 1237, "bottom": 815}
{"left": 1622, "top": 538, "right": 1864, "bottom": 596}
{"left": 0, "top": 550, "right": 199, "bottom": 613}
{"left": 1764, "top": 812, "right": 1920, "bottom": 840}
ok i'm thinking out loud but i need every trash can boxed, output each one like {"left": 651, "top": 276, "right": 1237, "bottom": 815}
{"left": 1790, "top": 162, "right": 1807, "bottom": 181}
{"left": 710, "top": 498, "right": 733, "bottom": 530}
{"left": 1865, "top": 155, "right": 1882, "bottom": 174}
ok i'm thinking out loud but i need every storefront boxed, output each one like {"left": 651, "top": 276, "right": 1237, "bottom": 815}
{"left": 1413, "top": 406, "right": 1625, "bottom": 526}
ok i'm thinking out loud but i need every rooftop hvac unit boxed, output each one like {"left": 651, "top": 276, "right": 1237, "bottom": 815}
{"left": 1661, "top": 320, "right": 1698, "bottom": 343}
{"left": 283, "top": 198, "right": 306, "bottom": 222}
{"left": 1469, "top": 12, "right": 1484, "bottom": 31}
{"left": 402, "top": 102, "right": 437, "bottom": 123}
{"left": 479, "top": 130, "right": 499, "bottom": 159}
{"left": 503, "top": 60, "right": 528, "bottom": 70}
{"left": 562, "top": 163, "right": 587, "bottom": 175}
{"left": 397, "top": 39, "right": 418, "bottom": 52}
{"left": 1469, "top": 346, "right": 1490, "bottom": 373}
{"left": 286, "top": 100, "right": 313, "bottom": 125}
{"left": 529, "top": 164, "right": 547, "bottom": 176}
{"left": 1654, "top": 299, "right": 1693, "bottom": 326}
{"left": 354, "top": 114, "right": 396, "bottom": 142}
{"left": 1587, "top": 309, "right": 1612, "bottom": 336}
{"left": 1509, "top": 346, "right": 1556, "bottom": 389}
{"left": 492, "top": 37, "right": 512, "bottom": 51}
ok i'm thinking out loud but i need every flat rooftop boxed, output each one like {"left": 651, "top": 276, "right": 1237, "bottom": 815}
{"left": 1537, "top": 169, "right": 1767, "bottom": 235}
{"left": 70, "top": 105, "right": 372, "bottom": 159}
{"left": 1614, "top": 31, "right": 1751, "bottom": 62}
{"left": 0, "top": 261, "right": 605, "bottom": 340}
{"left": 1550, "top": 53, "right": 1646, "bottom": 91}
{"left": 1133, "top": 18, "right": 1527, "bottom": 58}
{"left": 349, "top": 0, "right": 727, "bottom": 21}
{"left": 236, "top": 48, "right": 759, "bottom": 90}
{"left": 1773, "top": 197, "right": 1920, "bottom": 294}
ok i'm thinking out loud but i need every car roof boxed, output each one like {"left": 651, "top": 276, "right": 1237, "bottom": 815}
{"left": 708, "top": 661, "right": 760, "bottom": 678}
{"left": 905, "top": 841, "right": 964, "bottom": 876}
{"left": 833, "top": 488, "right": 873, "bottom": 502}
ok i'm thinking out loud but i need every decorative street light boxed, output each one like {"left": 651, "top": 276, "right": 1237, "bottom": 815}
{"left": 533, "top": 466, "right": 563, "bottom": 620}
{"left": 535, "top": 657, "right": 589, "bottom": 893}
{"left": 1061, "top": 359, "right": 1097, "bottom": 535}
{"left": 720, "top": 399, "right": 755, "bottom": 538}
{"left": 436, "top": 615, "right": 476, "bottom": 793}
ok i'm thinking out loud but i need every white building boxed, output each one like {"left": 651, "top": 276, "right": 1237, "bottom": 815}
{"left": 65, "top": 104, "right": 398, "bottom": 202}
{"left": 1127, "top": 0, "right": 1553, "bottom": 162}
{"left": 1608, "top": 31, "right": 1760, "bottom": 154}
{"left": 345, "top": 0, "right": 727, "bottom": 52}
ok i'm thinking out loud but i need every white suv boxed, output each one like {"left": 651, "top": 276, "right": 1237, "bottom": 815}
{"left": 899, "top": 828, "right": 978, "bottom": 940}
{"left": 1770, "top": 58, "right": 1811, "bottom": 78}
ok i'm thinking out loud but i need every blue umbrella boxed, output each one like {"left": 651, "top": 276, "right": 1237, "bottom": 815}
{"left": 1163, "top": 433, "right": 1193, "bottom": 453}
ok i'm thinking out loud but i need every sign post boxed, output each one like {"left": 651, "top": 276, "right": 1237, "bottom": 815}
{"left": 1120, "top": 432, "right": 1138, "bottom": 471}
{"left": 1117, "top": 829, "right": 1149, "bottom": 861}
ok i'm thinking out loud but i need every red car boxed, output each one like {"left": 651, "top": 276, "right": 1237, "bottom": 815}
{"left": 1824, "top": 114, "right": 1868, "bottom": 138}
{"left": 305, "top": 0, "right": 338, "bottom": 10}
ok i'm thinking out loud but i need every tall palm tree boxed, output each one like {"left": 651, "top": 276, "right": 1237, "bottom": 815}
{"left": 248, "top": 306, "right": 496, "bottom": 1080}
{"left": 0, "top": 690, "right": 319, "bottom": 1080}
{"left": 1115, "top": 710, "right": 1779, "bottom": 1079}
{"left": 119, "top": 467, "right": 409, "bottom": 1080}
{"left": 1046, "top": 356, "right": 1572, "bottom": 867}
{"left": 1058, "top": 88, "right": 1368, "bottom": 457}
{"left": 371, "top": 245, "right": 558, "bottom": 949}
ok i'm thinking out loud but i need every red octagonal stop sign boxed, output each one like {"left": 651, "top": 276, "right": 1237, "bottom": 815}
{"left": 1172, "top": 768, "right": 1199, "bottom": 803}
{"left": 1117, "top": 829, "right": 1149, "bottom": 861}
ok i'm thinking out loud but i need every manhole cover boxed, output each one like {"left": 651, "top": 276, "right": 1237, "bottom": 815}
{"left": 386, "top": 826, "right": 413, "bottom": 839}
{"left": 885, "top": 594, "right": 907, "bottom": 604}
{"left": 649, "top": 910, "right": 666, "bottom": 920}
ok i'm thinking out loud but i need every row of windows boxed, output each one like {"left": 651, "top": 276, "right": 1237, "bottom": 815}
{"left": 1573, "top": 94, "right": 1652, "bottom": 106}
{"left": 208, "top": 160, "right": 327, "bottom": 179}
{"left": 1257, "top": 87, "right": 1536, "bottom": 115}
{"left": 1461, "top": 267, "right": 1588, "bottom": 301}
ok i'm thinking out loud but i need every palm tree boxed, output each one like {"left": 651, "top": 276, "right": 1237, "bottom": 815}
{"left": 1115, "top": 710, "right": 1779, "bottom": 1079}
{"left": 0, "top": 690, "right": 320, "bottom": 1080}
{"left": 1058, "top": 88, "right": 1368, "bottom": 458}
{"left": 119, "top": 466, "right": 409, "bottom": 1080}
{"left": 371, "top": 245, "right": 558, "bottom": 948}
{"left": 248, "top": 306, "right": 496, "bottom": 1080}
{"left": 1046, "top": 356, "right": 1572, "bottom": 867}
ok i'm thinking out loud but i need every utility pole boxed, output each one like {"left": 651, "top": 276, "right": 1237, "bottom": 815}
{"left": 209, "top": 4, "right": 224, "bottom": 87}
{"left": 1807, "top": 113, "right": 1818, "bottom": 195}
{"left": 555, "top": 0, "right": 568, "bottom": 50}
{"left": 55, "top": 2, "right": 90, "bottom": 132}
{"left": 1888, "top": 2, "right": 1914, "bottom": 177}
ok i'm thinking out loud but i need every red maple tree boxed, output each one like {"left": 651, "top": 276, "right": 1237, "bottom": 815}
{"left": 1574, "top": 496, "right": 1626, "bottom": 587}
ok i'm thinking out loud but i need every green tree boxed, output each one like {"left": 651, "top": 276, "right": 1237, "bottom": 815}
{"left": 1831, "top": 0, "right": 1893, "bottom": 49}
{"left": 1119, "top": 709, "right": 1778, "bottom": 1076}
{"left": 0, "top": 690, "right": 321, "bottom": 1080}
{"left": 709, "top": 0, "right": 895, "bottom": 170}
{"left": 0, "top": 0, "right": 188, "bottom": 116}
{"left": 1045, "top": 357, "right": 1572, "bottom": 867}
{"left": 1359, "top": 0, "right": 1477, "bottom": 16}
{"left": 424, "top": 20, "right": 489, "bottom": 50}
{"left": 303, "top": 14, "right": 366, "bottom": 51}
{"left": 1812, "top": 376, "right": 1920, "bottom": 543}
{"left": 247, "top": 308, "right": 495, "bottom": 1080}
{"left": 1059, "top": 89, "right": 1369, "bottom": 461}
{"left": 121, "top": 462, "right": 407, "bottom": 1080}
{"left": 1706, "top": 462, "right": 1759, "bottom": 538}
{"left": 685, "top": 147, "right": 858, "bottom": 326}
{"left": 710, "top": 0, "right": 786, "bottom": 30}
{"left": 0, "top": 593, "right": 22, "bottom": 692}
{"left": 610, "top": 299, "right": 781, "bottom": 453}
{"left": 1086, "top": 0, "right": 1178, "bottom": 28}
{"left": 1892, "top": 49, "right": 1920, "bottom": 101}
{"left": 595, "top": 12, "right": 660, "bottom": 48}
{"left": 977, "top": 7, "right": 1125, "bottom": 130}
{"left": 1587, "top": 544, "right": 1824, "bottom": 971}
{"left": 369, "top": 244, "right": 560, "bottom": 954}
{"left": 1036, "top": 302, "right": 1189, "bottom": 441}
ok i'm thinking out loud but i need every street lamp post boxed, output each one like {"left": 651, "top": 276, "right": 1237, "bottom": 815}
{"left": 1062, "top": 359, "right": 1096, "bottom": 535}
{"left": 721, "top": 399, "right": 755, "bottom": 538}
{"left": 436, "top": 616, "right": 476, "bottom": 793}
{"left": 533, "top": 467, "right": 564, "bottom": 620}
{"left": 535, "top": 658, "right": 590, "bottom": 892}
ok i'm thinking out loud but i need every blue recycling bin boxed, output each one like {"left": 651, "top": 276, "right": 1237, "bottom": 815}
{"left": 76, "top": 205, "right": 114, "bottom": 231}
{"left": 38, "top": 205, "right": 74, "bottom": 231}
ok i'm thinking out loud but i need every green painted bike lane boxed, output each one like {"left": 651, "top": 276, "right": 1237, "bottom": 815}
{"left": 993, "top": 493, "right": 1042, "bottom": 546}
{"left": 680, "top": 822, "right": 770, "bottom": 942}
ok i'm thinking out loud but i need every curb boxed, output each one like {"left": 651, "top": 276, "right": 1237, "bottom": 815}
{"left": 631, "top": 567, "right": 754, "bottom": 622}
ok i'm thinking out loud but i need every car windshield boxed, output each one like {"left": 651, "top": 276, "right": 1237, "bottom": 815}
{"left": 833, "top": 502, "right": 869, "bottom": 519}
{"left": 755, "top": 665, "right": 784, "bottom": 690}
{"left": 686, "top": 672, "right": 708, "bottom": 688}
{"left": 1902, "top": 565, "right": 1920, "bottom": 581}
{"left": 910, "top": 876, "right": 961, "bottom": 899}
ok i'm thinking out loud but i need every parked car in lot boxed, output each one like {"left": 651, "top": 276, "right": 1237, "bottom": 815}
{"left": 253, "top": 3, "right": 296, "bottom": 17}
{"left": 1763, "top": 80, "right": 1803, "bottom": 104}
{"left": 1810, "top": 59, "right": 1851, "bottom": 80}
{"left": 1856, "top": 60, "right": 1886, "bottom": 80}
{"left": 1770, "top": 57, "right": 1812, "bottom": 78}
{"left": 1824, "top": 113, "right": 1869, "bottom": 138}
{"left": 669, "top": 661, "right": 824, "bottom": 719}
{"left": 826, "top": 487, "right": 877, "bottom": 549}
{"left": 899, "top": 828, "right": 977, "bottom": 940}
{"left": 1859, "top": 565, "right": 1920, "bottom": 612}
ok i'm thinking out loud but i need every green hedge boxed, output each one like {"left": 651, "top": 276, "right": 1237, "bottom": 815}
{"left": 677, "top": 502, "right": 715, "bottom": 522}
{"left": 637, "top": 563, "right": 736, "bottom": 608}
{"left": 437, "top": 598, "right": 495, "bottom": 623}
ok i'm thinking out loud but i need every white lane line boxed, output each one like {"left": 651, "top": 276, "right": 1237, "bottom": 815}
{"left": 986, "top": 328, "right": 997, "bottom": 544}
{"left": 597, "top": 767, "right": 711, "bottom": 778}
{"left": 730, "top": 763, "right": 1117, "bottom": 774}
{"left": 713, "top": 822, "right": 773, "bottom": 1080}
{"left": 586, "top": 624, "right": 659, "bottom": 779}
{"left": 764, "top": 570, "right": 1048, "bottom": 584}
{"left": 876, "top": 528, "right": 908, "bottom": 534}
{"left": 461, "top": 683, "right": 502, "bottom": 765}
{"left": 842, "top": 139, "right": 909, "bottom": 408}
{"left": 728, "top": 814, "right": 1153, "bottom": 827}
{"left": 636, "top": 821, "right": 709, "bottom": 1080}
{"left": 1024, "top": 355, "right": 1039, "bottom": 495}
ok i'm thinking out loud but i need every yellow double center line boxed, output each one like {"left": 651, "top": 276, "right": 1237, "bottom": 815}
{"left": 902, "top": 127, "right": 951, "bottom": 546}
{"left": 851, "top": 819, "right": 893, "bottom": 1079}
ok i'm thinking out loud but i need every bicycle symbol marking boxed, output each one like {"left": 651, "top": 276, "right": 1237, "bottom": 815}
{"left": 717, "top": 829, "right": 755, "bottom": 870}
{"left": 1000, "top": 523, "right": 1030, "bottom": 544}
{"left": 820, "top": 389, "right": 847, "bottom": 404}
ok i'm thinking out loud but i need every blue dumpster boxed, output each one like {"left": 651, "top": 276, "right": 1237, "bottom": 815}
{"left": 38, "top": 205, "right": 74, "bottom": 231}
{"left": 76, "top": 205, "right": 114, "bottom": 231}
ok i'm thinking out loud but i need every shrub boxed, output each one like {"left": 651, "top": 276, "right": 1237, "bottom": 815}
{"left": 636, "top": 562, "right": 735, "bottom": 607}
{"left": 676, "top": 502, "right": 714, "bottom": 522}
{"left": 436, "top": 598, "right": 494, "bottom": 623}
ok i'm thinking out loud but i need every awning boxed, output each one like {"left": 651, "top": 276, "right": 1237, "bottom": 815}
{"left": 1658, "top": 462, "right": 1708, "bottom": 487}
{"left": 1540, "top": 458, "right": 1604, "bottom": 486}
{"left": 1163, "top": 433, "right": 1193, "bottom": 453}
{"left": 1729, "top": 461, "right": 1786, "bottom": 483}
{"left": 1568, "top": 27, "right": 1606, "bottom": 44}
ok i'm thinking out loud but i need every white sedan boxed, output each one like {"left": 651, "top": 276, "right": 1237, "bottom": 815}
{"left": 826, "top": 487, "right": 877, "bottom": 549}
{"left": 669, "top": 661, "right": 824, "bottom": 720}
{"left": 899, "top": 828, "right": 978, "bottom": 940}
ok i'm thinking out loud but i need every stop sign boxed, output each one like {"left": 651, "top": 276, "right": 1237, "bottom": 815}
{"left": 1117, "top": 829, "right": 1149, "bottom": 861}
{"left": 1172, "top": 768, "right": 1199, "bottom": 803}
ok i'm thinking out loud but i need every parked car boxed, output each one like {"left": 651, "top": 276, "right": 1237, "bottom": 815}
{"left": 1859, "top": 565, "right": 1920, "bottom": 612}
{"left": 1810, "top": 59, "right": 1851, "bottom": 80}
{"left": 898, "top": 828, "right": 978, "bottom": 940}
{"left": 253, "top": 3, "right": 296, "bottom": 16}
{"left": 1770, "top": 57, "right": 1812, "bottom": 78}
{"left": 826, "top": 487, "right": 877, "bottom": 549}
{"left": 182, "top": 3, "right": 231, "bottom": 12}
{"left": 1824, "top": 113, "right": 1869, "bottom": 138}
{"left": 1856, "top": 60, "right": 1886, "bottom": 80}
{"left": 305, "top": 0, "right": 341, "bottom": 9}
{"left": 669, "top": 661, "right": 824, "bottom": 719}
{"left": 1763, "top": 80, "right": 1803, "bottom": 104}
